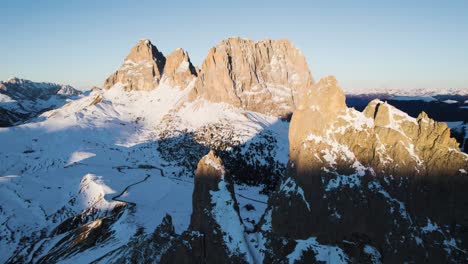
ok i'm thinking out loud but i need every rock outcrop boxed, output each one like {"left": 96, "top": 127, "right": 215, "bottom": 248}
{"left": 104, "top": 39, "right": 166, "bottom": 91}
{"left": 104, "top": 37, "right": 313, "bottom": 117}
{"left": 104, "top": 40, "right": 198, "bottom": 91}
{"left": 267, "top": 76, "right": 468, "bottom": 263}
{"left": 190, "top": 37, "right": 314, "bottom": 117}
{"left": 161, "top": 150, "right": 251, "bottom": 263}
{"left": 162, "top": 48, "right": 198, "bottom": 88}
{"left": 289, "top": 76, "right": 466, "bottom": 177}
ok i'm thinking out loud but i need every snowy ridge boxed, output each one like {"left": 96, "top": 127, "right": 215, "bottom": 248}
{"left": 0, "top": 78, "right": 83, "bottom": 126}
{"left": 344, "top": 87, "right": 468, "bottom": 96}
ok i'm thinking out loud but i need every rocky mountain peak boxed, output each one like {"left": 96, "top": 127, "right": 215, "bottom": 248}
{"left": 289, "top": 76, "right": 347, "bottom": 159}
{"left": 160, "top": 150, "right": 251, "bottom": 263}
{"left": 162, "top": 48, "right": 197, "bottom": 88}
{"left": 298, "top": 75, "right": 346, "bottom": 113}
{"left": 267, "top": 76, "right": 468, "bottom": 263}
{"left": 192, "top": 150, "right": 226, "bottom": 190}
{"left": 190, "top": 37, "right": 314, "bottom": 117}
{"left": 103, "top": 39, "right": 166, "bottom": 91}
{"left": 103, "top": 39, "right": 198, "bottom": 91}
{"left": 124, "top": 39, "right": 165, "bottom": 64}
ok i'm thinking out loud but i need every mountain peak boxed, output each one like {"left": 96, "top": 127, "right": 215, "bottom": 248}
{"left": 162, "top": 48, "right": 197, "bottom": 88}
{"left": 104, "top": 39, "right": 166, "bottom": 91}
{"left": 125, "top": 39, "right": 165, "bottom": 64}
{"left": 4, "top": 77, "right": 30, "bottom": 85}
{"left": 190, "top": 37, "right": 314, "bottom": 117}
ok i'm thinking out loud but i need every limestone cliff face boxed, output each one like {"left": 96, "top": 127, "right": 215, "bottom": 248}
{"left": 104, "top": 39, "right": 166, "bottom": 91}
{"left": 289, "top": 76, "right": 466, "bottom": 178}
{"left": 104, "top": 40, "right": 197, "bottom": 91}
{"left": 103, "top": 37, "right": 313, "bottom": 117}
{"left": 190, "top": 37, "right": 314, "bottom": 117}
{"left": 162, "top": 48, "right": 198, "bottom": 88}
{"left": 267, "top": 76, "right": 468, "bottom": 263}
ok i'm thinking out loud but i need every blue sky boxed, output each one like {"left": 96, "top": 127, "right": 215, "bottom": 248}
{"left": 1, "top": 0, "right": 467, "bottom": 91}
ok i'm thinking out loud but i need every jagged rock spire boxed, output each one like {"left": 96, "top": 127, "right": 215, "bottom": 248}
{"left": 104, "top": 39, "right": 166, "bottom": 91}
{"left": 161, "top": 150, "right": 251, "bottom": 263}
{"left": 163, "top": 48, "right": 198, "bottom": 89}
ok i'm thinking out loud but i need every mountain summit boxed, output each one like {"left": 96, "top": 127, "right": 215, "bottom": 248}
{"left": 190, "top": 37, "right": 314, "bottom": 117}
{"left": 104, "top": 37, "right": 314, "bottom": 117}
{"left": 104, "top": 39, "right": 198, "bottom": 92}
{"left": 104, "top": 39, "right": 165, "bottom": 91}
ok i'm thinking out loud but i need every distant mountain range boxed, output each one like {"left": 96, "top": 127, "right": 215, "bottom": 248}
{"left": 0, "top": 78, "right": 82, "bottom": 126}
{"left": 344, "top": 87, "right": 468, "bottom": 96}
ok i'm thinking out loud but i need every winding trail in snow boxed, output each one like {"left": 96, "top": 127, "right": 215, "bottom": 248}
{"left": 110, "top": 166, "right": 165, "bottom": 206}
{"left": 236, "top": 193, "right": 268, "bottom": 204}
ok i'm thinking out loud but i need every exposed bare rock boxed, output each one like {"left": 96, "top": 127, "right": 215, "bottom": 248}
{"left": 162, "top": 48, "right": 197, "bottom": 88}
{"left": 190, "top": 37, "right": 314, "bottom": 117}
{"left": 103, "top": 39, "right": 166, "bottom": 91}
{"left": 190, "top": 150, "right": 229, "bottom": 231}
{"left": 289, "top": 75, "right": 346, "bottom": 162}
{"left": 161, "top": 150, "right": 251, "bottom": 264}
{"left": 289, "top": 77, "right": 467, "bottom": 180}
{"left": 267, "top": 76, "right": 468, "bottom": 263}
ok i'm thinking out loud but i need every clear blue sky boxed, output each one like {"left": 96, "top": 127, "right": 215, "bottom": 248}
{"left": 1, "top": 0, "right": 467, "bottom": 91}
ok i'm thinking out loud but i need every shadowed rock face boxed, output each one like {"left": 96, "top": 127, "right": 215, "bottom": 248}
{"left": 161, "top": 150, "right": 250, "bottom": 264}
{"left": 190, "top": 37, "right": 315, "bottom": 117}
{"left": 190, "top": 150, "right": 228, "bottom": 231}
{"left": 267, "top": 76, "right": 468, "bottom": 263}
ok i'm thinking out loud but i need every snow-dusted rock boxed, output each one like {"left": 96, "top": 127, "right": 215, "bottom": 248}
{"left": 267, "top": 75, "right": 468, "bottom": 263}
{"left": 104, "top": 39, "right": 166, "bottom": 91}
{"left": 161, "top": 150, "right": 252, "bottom": 263}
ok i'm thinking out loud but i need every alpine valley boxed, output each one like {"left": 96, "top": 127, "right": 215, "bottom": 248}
{"left": 1, "top": 37, "right": 467, "bottom": 264}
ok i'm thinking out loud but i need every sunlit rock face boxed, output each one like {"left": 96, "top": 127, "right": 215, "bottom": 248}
{"left": 267, "top": 76, "right": 468, "bottom": 263}
{"left": 104, "top": 39, "right": 197, "bottom": 91}
{"left": 162, "top": 48, "right": 198, "bottom": 89}
{"left": 190, "top": 37, "right": 315, "bottom": 117}
{"left": 104, "top": 39, "right": 166, "bottom": 91}
{"left": 289, "top": 76, "right": 466, "bottom": 179}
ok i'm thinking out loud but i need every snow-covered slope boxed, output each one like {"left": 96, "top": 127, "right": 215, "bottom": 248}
{"left": 2, "top": 37, "right": 467, "bottom": 263}
{"left": 0, "top": 78, "right": 83, "bottom": 126}
{"left": 0, "top": 80, "right": 289, "bottom": 263}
